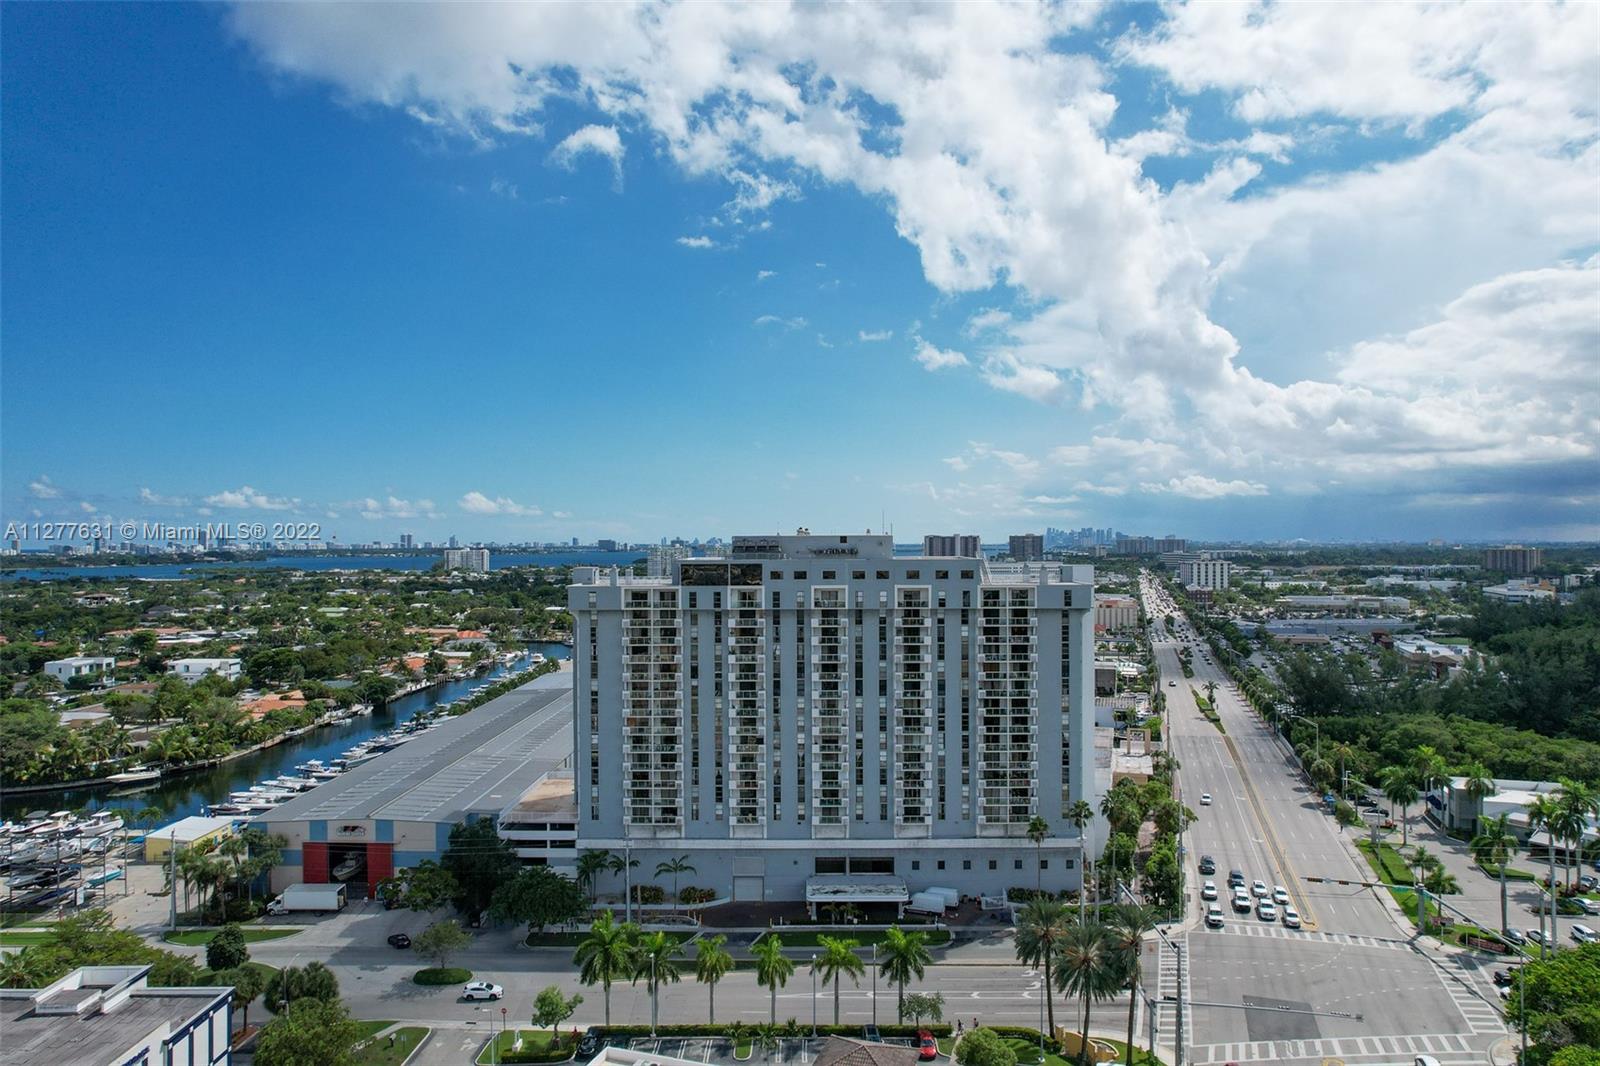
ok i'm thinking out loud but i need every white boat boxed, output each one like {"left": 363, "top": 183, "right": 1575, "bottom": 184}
{"left": 105, "top": 766, "right": 161, "bottom": 785}
{"left": 331, "top": 855, "right": 365, "bottom": 882}
{"left": 79, "top": 812, "right": 124, "bottom": 836}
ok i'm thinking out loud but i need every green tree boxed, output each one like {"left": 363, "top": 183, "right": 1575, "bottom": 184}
{"left": 0, "top": 947, "right": 50, "bottom": 989}
{"left": 1460, "top": 762, "right": 1497, "bottom": 834}
{"left": 576, "top": 849, "right": 611, "bottom": 903}
{"left": 1503, "top": 942, "right": 1600, "bottom": 1061}
{"left": 752, "top": 934, "right": 795, "bottom": 1025}
{"left": 954, "top": 1027, "right": 1016, "bottom": 1066}
{"left": 878, "top": 925, "right": 932, "bottom": 1023}
{"left": 440, "top": 818, "right": 519, "bottom": 915}
{"left": 901, "top": 991, "right": 944, "bottom": 1026}
{"left": 631, "top": 930, "right": 683, "bottom": 1036}
{"left": 655, "top": 855, "right": 696, "bottom": 907}
{"left": 385, "top": 860, "right": 459, "bottom": 913}
{"left": 812, "top": 935, "right": 865, "bottom": 1026}
{"left": 1381, "top": 765, "right": 1421, "bottom": 847}
{"left": 1528, "top": 794, "right": 1563, "bottom": 951}
{"left": 573, "top": 911, "right": 637, "bottom": 1026}
{"left": 490, "top": 866, "right": 586, "bottom": 932}
{"left": 1014, "top": 898, "right": 1070, "bottom": 1035}
{"left": 532, "top": 985, "right": 583, "bottom": 1040}
{"left": 215, "top": 965, "right": 265, "bottom": 1035}
{"left": 1026, "top": 815, "right": 1050, "bottom": 894}
{"left": 1054, "top": 922, "right": 1120, "bottom": 1066}
{"left": 1104, "top": 903, "right": 1161, "bottom": 1061}
{"left": 1554, "top": 780, "right": 1600, "bottom": 890}
{"left": 254, "top": 997, "right": 362, "bottom": 1066}
{"left": 1470, "top": 812, "right": 1520, "bottom": 936}
{"left": 206, "top": 924, "right": 249, "bottom": 972}
{"left": 263, "top": 961, "right": 339, "bottom": 1014}
{"left": 695, "top": 934, "right": 734, "bottom": 1024}
{"left": 412, "top": 920, "right": 472, "bottom": 971}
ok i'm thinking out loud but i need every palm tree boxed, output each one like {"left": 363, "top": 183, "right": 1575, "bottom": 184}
{"left": 631, "top": 930, "right": 683, "bottom": 1036}
{"left": 812, "top": 935, "right": 865, "bottom": 1025}
{"left": 877, "top": 926, "right": 931, "bottom": 1023}
{"left": 1527, "top": 794, "right": 1561, "bottom": 955}
{"left": 1104, "top": 903, "right": 1160, "bottom": 1060}
{"left": 1027, "top": 816, "right": 1050, "bottom": 894}
{"left": 1054, "top": 922, "right": 1119, "bottom": 1066}
{"left": 655, "top": 855, "right": 696, "bottom": 908}
{"left": 695, "top": 934, "right": 734, "bottom": 1024}
{"left": 1014, "top": 898, "right": 1071, "bottom": 1036}
{"left": 1410, "top": 746, "right": 1449, "bottom": 808}
{"left": 576, "top": 850, "right": 611, "bottom": 904}
{"left": 606, "top": 851, "right": 640, "bottom": 910}
{"left": 1410, "top": 845, "right": 1440, "bottom": 874}
{"left": 1423, "top": 868, "right": 1459, "bottom": 896}
{"left": 1460, "top": 763, "right": 1496, "bottom": 834}
{"left": 1381, "top": 765, "right": 1420, "bottom": 847}
{"left": 1554, "top": 780, "right": 1600, "bottom": 890}
{"left": 0, "top": 947, "right": 48, "bottom": 989}
{"left": 1202, "top": 680, "right": 1217, "bottom": 708}
{"left": 1471, "top": 813, "right": 1520, "bottom": 936}
{"left": 573, "top": 911, "right": 637, "bottom": 1025}
{"left": 1067, "top": 799, "right": 1095, "bottom": 918}
{"left": 752, "top": 934, "right": 795, "bottom": 1024}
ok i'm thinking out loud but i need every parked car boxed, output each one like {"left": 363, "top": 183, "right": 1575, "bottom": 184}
{"left": 1492, "top": 968, "right": 1520, "bottom": 987}
{"left": 386, "top": 933, "right": 411, "bottom": 949}
{"left": 1570, "top": 924, "right": 1598, "bottom": 944}
{"left": 1501, "top": 928, "right": 1526, "bottom": 947}
{"left": 1576, "top": 874, "right": 1597, "bottom": 892}
{"left": 1526, "top": 929, "right": 1548, "bottom": 946}
{"left": 1574, "top": 897, "right": 1600, "bottom": 916}
{"left": 917, "top": 1030, "right": 938, "bottom": 1061}
{"left": 462, "top": 981, "right": 504, "bottom": 1001}
{"left": 578, "top": 1029, "right": 604, "bottom": 1057}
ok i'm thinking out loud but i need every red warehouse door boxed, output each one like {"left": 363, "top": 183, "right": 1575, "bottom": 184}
{"left": 302, "top": 843, "right": 330, "bottom": 884}
{"left": 365, "top": 844, "right": 394, "bottom": 897}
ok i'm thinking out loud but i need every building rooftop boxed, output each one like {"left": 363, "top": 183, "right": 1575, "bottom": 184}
{"left": 502, "top": 770, "right": 578, "bottom": 822}
{"left": 256, "top": 668, "right": 573, "bottom": 826}
{"left": 150, "top": 815, "right": 235, "bottom": 843}
{"left": 815, "top": 1037, "right": 921, "bottom": 1066}
{"left": 0, "top": 966, "right": 231, "bottom": 1066}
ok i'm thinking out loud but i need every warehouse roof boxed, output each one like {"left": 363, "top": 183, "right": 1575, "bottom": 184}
{"left": 254, "top": 668, "right": 573, "bottom": 826}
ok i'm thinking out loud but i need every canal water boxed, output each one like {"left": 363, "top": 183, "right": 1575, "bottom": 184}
{"left": 1, "top": 642, "right": 571, "bottom": 824}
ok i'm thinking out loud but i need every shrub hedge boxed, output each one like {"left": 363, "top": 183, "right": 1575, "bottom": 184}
{"left": 595, "top": 1024, "right": 953, "bottom": 1039}
{"left": 414, "top": 967, "right": 473, "bottom": 985}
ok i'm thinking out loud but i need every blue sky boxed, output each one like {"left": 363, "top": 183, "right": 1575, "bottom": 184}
{"left": 4, "top": 3, "right": 1596, "bottom": 545}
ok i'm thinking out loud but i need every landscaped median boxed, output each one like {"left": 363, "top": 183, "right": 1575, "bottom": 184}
{"left": 414, "top": 966, "right": 473, "bottom": 985}
{"left": 163, "top": 927, "right": 302, "bottom": 946}
{"left": 751, "top": 928, "right": 952, "bottom": 949}
{"left": 351, "top": 1022, "right": 430, "bottom": 1066}
{"left": 477, "top": 1031, "right": 578, "bottom": 1065}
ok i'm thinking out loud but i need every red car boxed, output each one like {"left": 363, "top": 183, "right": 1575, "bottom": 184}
{"left": 917, "top": 1031, "right": 937, "bottom": 1061}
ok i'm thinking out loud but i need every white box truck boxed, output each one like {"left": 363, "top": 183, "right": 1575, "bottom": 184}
{"left": 267, "top": 883, "right": 347, "bottom": 915}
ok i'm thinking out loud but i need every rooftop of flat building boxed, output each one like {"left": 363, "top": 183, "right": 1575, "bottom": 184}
{"left": 255, "top": 668, "right": 573, "bottom": 827}
{"left": 502, "top": 769, "right": 578, "bottom": 821}
{"left": 0, "top": 966, "right": 230, "bottom": 1066}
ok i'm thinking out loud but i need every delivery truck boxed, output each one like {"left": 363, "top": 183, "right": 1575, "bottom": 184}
{"left": 267, "top": 882, "right": 348, "bottom": 915}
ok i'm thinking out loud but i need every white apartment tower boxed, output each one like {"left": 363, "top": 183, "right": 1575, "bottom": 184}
{"left": 569, "top": 532, "right": 1100, "bottom": 904}
{"left": 443, "top": 547, "right": 490, "bottom": 573}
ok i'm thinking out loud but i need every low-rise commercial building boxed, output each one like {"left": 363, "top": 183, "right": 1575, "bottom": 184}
{"left": 1094, "top": 594, "right": 1139, "bottom": 633}
{"left": 255, "top": 669, "right": 574, "bottom": 897}
{"left": 1483, "top": 580, "right": 1556, "bottom": 604}
{"left": 143, "top": 816, "right": 237, "bottom": 864}
{"left": 0, "top": 965, "right": 232, "bottom": 1066}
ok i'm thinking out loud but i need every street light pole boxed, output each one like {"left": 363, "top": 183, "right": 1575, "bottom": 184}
{"left": 811, "top": 956, "right": 818, "bottom": 1037}
{"left": 871, "top": 944, "right": 878, "bottom": 1027}
{"left": 624, "top": 841, "right": 633, "bottom": 925}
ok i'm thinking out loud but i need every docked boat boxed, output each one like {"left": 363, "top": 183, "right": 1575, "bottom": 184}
{"left": 105, "top": 765, "right": 161, "bottom": 785}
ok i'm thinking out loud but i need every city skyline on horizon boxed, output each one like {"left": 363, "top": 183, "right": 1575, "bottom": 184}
{"left": 4, "top": 4, "right": 1596, "bottom": 545}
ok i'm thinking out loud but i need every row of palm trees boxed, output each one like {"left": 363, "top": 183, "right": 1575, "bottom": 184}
{"left": 1015, "top": 898, "right": 1161, "bottom": 1066}
{"left": 574, "top": 850, "right": 698, "bottom": 906}
{"left": 573, "top": 914, "right": 937, "bottom": 1034}
{"left": 168, "top": 828, "right": 286, "bottom": 921}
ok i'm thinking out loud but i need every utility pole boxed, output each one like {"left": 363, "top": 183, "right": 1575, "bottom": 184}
{"left": 1174, "top": 942, "right": 1186, "bottom": 1066}
{"left": 871, "top": 943, "right": 878, "bottom": 1027}
{"left": 168, "top": 830, "right": 178, "bottom": 931}
{"left": 811, "top": 956, "right": 818, "bottom": 1037}
{"left": 624, "top": 840, "right": 633, "bottom": 925}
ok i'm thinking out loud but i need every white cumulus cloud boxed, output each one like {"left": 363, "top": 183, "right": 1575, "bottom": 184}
{"left": 459, "top": 491, "right": 541, "bottom": 516}
{"left": 204, "top": 486, "right": 298, "bottom": 511}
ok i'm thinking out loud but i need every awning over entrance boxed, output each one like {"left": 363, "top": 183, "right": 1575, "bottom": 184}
{"left": 804, "top": 875, "right": 910, "bottom": 904}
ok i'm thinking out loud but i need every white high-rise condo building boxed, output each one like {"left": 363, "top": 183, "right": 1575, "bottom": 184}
{"left": 1179, "top": 557, "right": 1232, "bottom": 590}
{"left": 569, "top": 532, "right": 1100, "bottom": 907}
{"left": 443, "top": 548, "right": 490, "bottom": 573}
{"left": 648, "top": 544, "right": 693, "bottom": 578}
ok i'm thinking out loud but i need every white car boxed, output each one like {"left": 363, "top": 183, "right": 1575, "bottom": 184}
{"left": 1200, "top": 793, "right": 1212, "bottom": 805}
{"left": 462, "top": 981, "right": 504, "bottom": 1001}
{"left": 1272, "top": 885, "right": 1290, "bottom": 906}
{"left": 1282, "top": 906, "right": 1301, "bottom": 929}
{"left": 1205, "top": 906, "right": 1225, "bottom": 929}
{"left": 1572, "top": 923, "right": 1598, "bottom": 945}
{"left": 1574, "top": 897, "right": 1600, "bottom": 916}
{"left": 1251, "top": 879, "right": 1270, "bottom": 898}
{"left": 1201, "top": 880, "right": 1218, "bottom": 901}
{"left": 1415, "top": 1057, "right": 1444, "bottom": 1066}
{"left": 1256, "top": 900, "right": 1278, "bottom": 922}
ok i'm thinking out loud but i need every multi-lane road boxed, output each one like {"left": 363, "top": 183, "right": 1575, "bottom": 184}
{"left": 1141, "top": 574, "right": 1512, "bottom": 1066}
